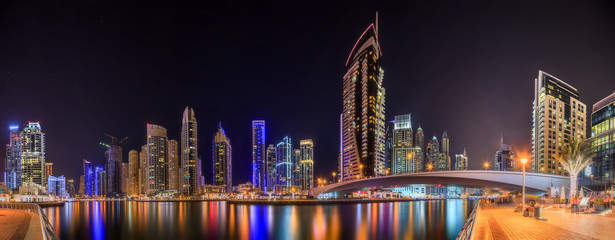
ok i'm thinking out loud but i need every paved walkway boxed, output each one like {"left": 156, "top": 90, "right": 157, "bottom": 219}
{"left": 473, "top": 204, "right": 614, "bottom": 240}
{"left": 0, "top": 209, "right": 32, "bottom": 240}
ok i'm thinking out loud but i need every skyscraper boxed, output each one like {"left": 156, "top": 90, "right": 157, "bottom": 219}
{"left": 121, "top": 162, "right": 128, "bottom": 194}
{"left": 139, "top": 145, "right": 147, "bottom": 194}
{"left": 341, "top": 18, "right": 386, "bottom": 181}
{"left": 103, "top": 135, "right": 124, "bottom": 196}
{"left": 167, "top": 139, "right": 179, "bottom": 191}
{"left": 4, "top": 125, "right": 21, "bottom": 190}
{"left": 292, "top": 149, "right": 301, "bottom": 188}
{"left": 251, "top": 120, "right": 266, "bottom": 190}
{"left": 66, "top": 178, "right": 76, "bottom": 197}
{"left": 275, "top": 137, "right": 292, "bottom": 192}
{"left": 495, "top": 135, "right": 515, "bottom": 171}
{"left": 128, "top": 150, "right": 139, "bottom": 195}
{"left": 392, "top": 114, "right": 413, "bottom": 175}
{"left": 438, "top": 131, "right": 450, "bottom": 171}
{"left": 83, "top": 159, "right": 93, "bottom": 197}
{"left": 20, "top": 122, "right": 45, "bottom": 187}
{"left": 299, "top": 139, "right": 314, "bottom": 193}
{"left": 44, "top": 162, "right": 53, "bottom": 186}
{"left": 146, "top": 124, "right": 168, "bottom": 195}
{"left": 581, "top": 92, "right": 615, "bottom": 190}
{"left": 213, "top": 123, "right": 232, "bottom": 193}
{"left": 426, "top": 136, "right": 439, "bottom": 171}
{"left": 95, "top": 166, "right": 106, "bottom": 196}
{"left": 181, "top": 107, "right": 199, "bottom": 195}
{"left": 415, "top": 126, "right": 425, "bottom": 172}
{"left": 532, "top": 71, "right": 586, "bottom": 175}
{"left": 266, "top": 144, "right": 277, "bottom": 191}
{"left": 47, "top": 175, "right": 68, "bottom": 198}
{"left": 455, "top": 148, "right": 468, "bottom": 171}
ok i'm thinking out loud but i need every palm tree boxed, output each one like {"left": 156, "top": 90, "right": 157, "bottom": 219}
{"left": 555, "top": 136, "right": 595, "bottom": 198}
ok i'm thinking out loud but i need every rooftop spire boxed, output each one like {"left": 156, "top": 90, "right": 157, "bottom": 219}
{"left": 375, "top": 11, "right": 379, "bottom": 37}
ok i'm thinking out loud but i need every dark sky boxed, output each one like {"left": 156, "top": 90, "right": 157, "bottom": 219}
{"left": 1, "top": 1, "right": 614, "bottom": 183}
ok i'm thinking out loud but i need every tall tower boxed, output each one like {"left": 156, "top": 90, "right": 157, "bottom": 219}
{"left": 299, "top": 139, "right": 314, "bottom": 193}
{"left": 128, "top": 150, "right": 139, "bottom": 195}
{"left": 532, "top": 71, "right": 586, "bottom": 175}
{"left": 103, "top": 135, "right": 125, "bottom": 196}
{"left": 20, "top": 122, "right": 45, "bottom": 187}
{"left": 181, "top": 107, "right": 199, "bottom": 195}
{"left": 4, "top": 125, "right": 21, "bottom": 190}
{"left": 495, "top": 134, "right": 515, "bottom": 171}
{"left": 581, "top": 92, "right": 615, "bottom": 190}
{"left": 426, "top": 136, "right": 439, "bottom": 171}
{"left": 293, "top": 149, "right": 301, "bottom": 187}
{"left": 83, "top": 159, "right": 93, "bottom": 197}
{"left": 146, "top": 124, "right": 168, "bottom": 195}
{"left": 392, "top": 114, "right": 413, "bottom": 175}
{"left": 455, "top": 148, "right": 468, "bottom": 171}
{"left": 266, "top": 144, "right": 277, "bottom": 191}
{"left": 439, "top": 131, "right": 450, "bottom": 171}
{"left": 341, "top": 17, "right": 386, "bottom": 181}
{"left": 251, "top": 120, "right": 266, "bottom": 190}
{"left": 275, "top": 137, "right": 292, "bottom": 191}
{"left": 213, "top": 123, "right": 232, "bottom": 193}
{"left": 139, "top": 145, "right": 147, "bottom": 194}
{"left": 414, "top": 126, "right": 425, "bottom": 172}
{"left": 167, "top": 139, "right": 179, "bottom": 191}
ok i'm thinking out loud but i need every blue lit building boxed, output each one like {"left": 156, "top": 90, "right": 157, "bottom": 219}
{"left": 275, "top": 137, "right": 293, "bottom": 193}
{"left": 252, "top": 120, "right": 266, "bottom": 190}
{"left": 83, "top": 159, "right": 93, "bottom": 197}
{"left": 94, "top": 166, "right": 105, "bottom": 196}
{"left": 47, "top": 175, "right": 68, "bottom": 198}
{"left": 4, "top": 125, "right": 22, "bottom": 190}
{"left": 581, "top": 92, "right": 615, "bottom": 191}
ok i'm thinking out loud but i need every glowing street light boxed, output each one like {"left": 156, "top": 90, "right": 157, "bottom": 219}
{"left": 483, "top": 161, "right": 490, "bottom": 170}
{"left": 520, "top": 158, "right": 528, "bottom": 212}
{"left": 427, "top": 164, "right": 433, "bottom": 171}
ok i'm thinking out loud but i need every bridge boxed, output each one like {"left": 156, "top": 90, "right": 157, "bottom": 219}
{"left": 310, "top": 170, "right": 569, "bottom": 197}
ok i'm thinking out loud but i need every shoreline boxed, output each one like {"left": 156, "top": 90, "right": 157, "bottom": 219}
{"left": 132, "top": 198, "right": 466, "bottom": 205}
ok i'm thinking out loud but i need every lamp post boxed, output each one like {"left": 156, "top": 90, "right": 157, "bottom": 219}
{"left": 483, "top": 161, "right": 490, "bottom": 170}
{"left": 520, "top": 158, "right": 528, "bottom": 213}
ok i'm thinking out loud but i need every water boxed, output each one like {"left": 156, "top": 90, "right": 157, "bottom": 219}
{"left": 43, "top": 199, "right": 477, "bottom": 240}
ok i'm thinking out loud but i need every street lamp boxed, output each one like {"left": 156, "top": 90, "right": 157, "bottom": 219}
{"left": 520, "top": 158, "right": 528, "bottom": 213}
{"left": 483, "top": 161, "right": 490, "bottom": 170}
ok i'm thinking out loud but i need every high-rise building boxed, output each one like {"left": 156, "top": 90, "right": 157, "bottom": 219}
{"left": 167, "top": 139, "right": 179, "bottom": 191}
{"left": 266, "top": 144, "right": 277, "bottom": 191}
{"left": 532, "top": 70, "right": 586, "bottom": 175}
{"left": 47, "top": 175, "right": 68, "bottom": 198}
{"left": 409, "top": 147, "right": 423, "bottom": 173}
{"left": 139, "top": 145, "right": 147, "bottom": 194}
{"left": 95, "top": 167, "right": 106, "bottom": 196}
{"left": 415, "top": 126, "right": 425, "bottom": 172}
{"left": 292, "top": 149, "right": 301, "bottom": 188}
{"left": 20, "top": 122, "right": 46, "bottom": 187}
{"left": 103, "top": 135, "right": 124, "bottom": 196}
{"left": 299, "top": 139, "right": 314, "bottom": 193}
{"left": 275, "top": 137, "right": 292, "bottom": 191}
{"left": 181, "top": 107, "right": 199, "bottom": 195}
{"left": 79, "top": 175, "right": 85, "bottom": 196}
{"left": 385, "top": 120, "right": 395, "bottom": 174}
{"left": 146, "top": 124, "right": 168, "bottom": 195}
{"left": 438, "top": 131, "right": 451, "bottom": 171}
{"left": 212, "top": 123, "right": 232, "bottom": 193}
{"left": 495, "top": 135, "right": 515, "bottom": 171}
{"left": 121, "top": 162, "right": 128, "bottom": 194}
{"left": 251, "top": 120, "right": 266, "bottom": 190}
{"left": 66, "top": 178, "right": 76, "bottom": 196}
{"left": 4, "top": 125, "right": 21, "bottom": 190}
{"left": 83, "top": 159, "right": 93, "bottom": 197}
{"left": 455, "top": 148, "right": 468, "bottom": 171}
{"left": 44, "top": 162, "right": 53, "bottom": 186}
{"left": 391, "top": 114, "right": 413, "bottom": 175}
{"left": 341, "top": 18, "right": 386, "bottom": 181}
{"left": 128, "top": 150, "right": 139, "bottom": 195}
{"left": 426, "top": 136, "right": 439, "bottom": 171}
{"left": 581, "top": 92, "right": 615, "bottom": 190}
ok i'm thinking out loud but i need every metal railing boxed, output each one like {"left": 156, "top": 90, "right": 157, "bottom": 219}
{"left": 0, "top": 202, "right": 59, "bottom": 240}
{"left": 456, "top": 200, "right": 481, "bottom": 240}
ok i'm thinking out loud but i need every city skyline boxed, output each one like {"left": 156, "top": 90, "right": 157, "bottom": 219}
{"left": 2, "top": 2, "right": 615, "bottom": 184}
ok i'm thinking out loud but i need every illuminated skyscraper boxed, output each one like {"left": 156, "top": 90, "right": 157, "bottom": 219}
{"left": 128, "top": 150, "right": 139, "bottom": 195}
{"left": 47, "top": 175, "right": 68, "bottom": 198}
{"left": 251, "top": 120, "right": 266, "bottom": 190}
{"left": 181, "top": 107, "right": 199, "bottom": 195}
{"left": 455, "top": 148, "right": 468, "bottom": 171}
{"left": 121, "top": 163, "right": 128, "bottom": 193}
{"left": 438, "top": 131, "right": 450, "bottom": 171}
{"left": 4, "top": 125, "right": 21, "bottom": 190}
{"left": 20, "top": 122, "right": 46, "bottom": 187}
{"left": 426, "top": 136, "right": 439, "bottom": 171}
{"left": 293, "top": 149, "right": 301, "bottom": 187}
{"left": 83, "top": 159, "right": 93, "bottom": 197}
{"left": 299, "top": 139, "right": 314, "bottom": 193}
{"left": 495, "top": 135, "right": 515, "bottom": 171}
{"left": 139, "top": 145, "right": 147, "bottom": 194}
{"left": 581, "top": 92, "right": 615, "bottom": 190}
{"left": 341, "top": 18, "right": 386, "bottom": 181}
{"left": 415, "top": 126, "right": 425, "bottom": 171}
{"left": 103, "top": 135, "right": 124, "bottom": 196}
{"left": 532, "top": 71, "right": 586, "bottom": 175}
{"left": 167, "top": 139, "right": 179, "bottom": 191}
{"left": 95, "top": 166, "right": 105, "bottom": 196}
{"left": 391, "top": 114, "right": 413, "bottom": 175}
{"left": 146, "top": 124, "right": 168, "bottom": 195}
{"left": 44, "top": 162, "right": 53, "bottom": 187}
{"left": 213, "top": 123, "right": 232, "bottom": 193}
{"left": 266, "top": 144, "right": 276, "bottom": 191}
{"left": 275, "top": 137, "right": 292, "bottom": 191}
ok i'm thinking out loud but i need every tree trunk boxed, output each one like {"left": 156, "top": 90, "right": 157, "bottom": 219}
{"left": 570, "top": 173, "right": 578, "bottom": 199}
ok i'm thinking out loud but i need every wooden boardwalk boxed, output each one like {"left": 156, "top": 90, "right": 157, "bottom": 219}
{"left": 0, "top": 209, "right": 34, "bottom": 240}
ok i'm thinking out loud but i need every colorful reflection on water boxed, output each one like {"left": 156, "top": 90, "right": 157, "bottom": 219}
{"left": 44, "top": 199, "right": 476, "bottom": 240}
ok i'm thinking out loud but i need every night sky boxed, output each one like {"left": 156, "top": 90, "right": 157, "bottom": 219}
{"left": 1, "top": 1, "right": 614, "bottom": 184}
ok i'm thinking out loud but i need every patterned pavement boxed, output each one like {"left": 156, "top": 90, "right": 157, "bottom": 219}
{"left": 0, "top": 209, "right": 32, "bottom": 240}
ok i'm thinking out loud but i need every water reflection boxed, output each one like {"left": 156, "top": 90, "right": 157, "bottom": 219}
{"left": 44, "top": 199, "right": 476, "bottom": 240}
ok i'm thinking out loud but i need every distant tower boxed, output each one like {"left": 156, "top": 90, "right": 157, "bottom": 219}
{"left": 299, "top": 139, "right": 314, "bottom": 193}
{"left": 341, "top": 17, "right": 386, "bottom": 181}
{"left": 103, "top": 135, "right": 125, "bottom": 196}
{"left": 167, "top": 139, "right": 179, "bottom": 191}
{"left": 4, "top": 125, "right": 21, "bottom": 190}
{"left": 212, "top": 123, "right": 232, "bottom": 193}
{"left": 275, "top": 137, "right": 292, "bottom": 192}
{"left": 94, "top": 167, "right": 106, "bottom": 196}
{"left": 139, "top": 145, "right": 147, "bottom": 194}
{"left": 455, "top": 148, "right": 468, "bottom": 171}
{"left": 146, "top": 124, "right": 168, "bottom": 195}
{"left": 181, "top": 107, "right": 199, "bottom": 195}
{"left": 293, "top": 149, "right": 301, "bottom": 187}
{"left": 44, "top": 163, "right": 53, "bottom": 187}
{"left": 426, "top": 136, "right": 439, "bottom": 171}
{"left": 414, "top": 126, "right": 425, "bottom": 172}
{"left": 439, "top": 131, "right": 451, "bottom": 171}
{"left": 251, "top": 120, "right": 266, "bottom": 190}
{"left": 495, "top": 134, "right": 515, "bottom": 171}
{"left": 391, "top": 114, "right": 413, "bottom": 175}
{"left": 83, "top": 159, "right": 93, "bottom": 197}
{"left": 266, "top": 144, "right": 277, "bottom": 191}
{"left": 20, "top": 122, "right": 46, "bottom": 187}
{"left": 128, "top": 150, "right": 139, "bottom": 196}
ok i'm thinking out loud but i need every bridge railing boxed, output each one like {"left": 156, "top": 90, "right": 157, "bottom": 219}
{"left": 456, "top": 200, "right": 481, "bottom": 240}
{"left": 0, "top": 202, "right": 60, "bottom": 240}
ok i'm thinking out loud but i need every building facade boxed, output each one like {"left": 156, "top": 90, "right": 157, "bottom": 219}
{"left": 146, "top": 124, "right": 168, "bottom": 195}
{"left": 439, "top": 131, "right": 450, "bottom": 171}
{"left": 4, "top": 125, "right": 21, "bottom": 190}
{"left": 251, "top": 120, "right": 266, "bottom": 190}
{"left": 20, "top": 122, "right": 46, "bottom": 187}
{"left": 455, "top": 148, "right": 468, "bottom": 171}
{"left": 276, "top": 137, "right": 292, "bottom": 191}
{"left": 44, "top": 162, "right": 53, "bottom": 187}
{"left": 532, "top": 70, "right": 586, "bottom": 175}
{"left": 128, "top": 150, "right": 139, "bottom": 195}
{"left": 581, "top": 92, "right": 615, "bottom": 190}
{"left": 104, "top": 135, "right": 124, "bottom": 196}
{"left": 167, "top": 139, "right": 179, "bottom": 191}
{"left": 139, "top": 145, "right": 147, "bottom": 195}
{"left": 181, "top": 107, "right": 199, "bottom": 195}
{"left": 341, "top": 21, "right": 386, "bottom": 181}
{"left": 426, "top": 136, "right": 439, "bottom": 171}
{"left": 495, "top": 135, "right": 516, "bottom": 171}
{"left": 391, "top": 114, "right": 413, "bottom": 175}
{"left": 299, "top": 139, "right": 314, "bottom": 193}
{"left": 213, "top": 123, "right": 232, "bottom": 193}
{"left": 266, "top": 144, "right": 277, "bottom": 191}
{"left": 47, "top": 175, "right": 68, "bottom": 198}
{"left": 83, "top": 159, "right": 93, "bottom": 197}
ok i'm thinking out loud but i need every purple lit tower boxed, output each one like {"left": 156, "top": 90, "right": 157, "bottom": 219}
{"left": 252, "top": 120, "right": 266, "bottom": 190}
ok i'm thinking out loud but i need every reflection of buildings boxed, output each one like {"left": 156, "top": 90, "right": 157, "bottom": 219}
{"left": 341, "top": 20, "right": 386, "bottom": 181}
{"left": 581, "top": 92, "right": 615, "bottom": 190}
{"left": 495, "top": 135, "right": 515, "bottom": 171}
{"left": 213, "top": 123, "right": 232, "bottom": 193}
{"left": 455, "top": 148, "right": 468, "bottom": 171}
{"left": 532, "top": 71, "right": 586, "bottom": 175}
{"left": 251, "top": 120, "right": 266, "bottom": 190}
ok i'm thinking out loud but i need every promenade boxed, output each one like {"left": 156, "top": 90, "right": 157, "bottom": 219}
{"left": 0, "top": 209, "right": 42, "bottom": 240}
{"left": 473, "top": 203, "right": 614, "bottom": 240}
